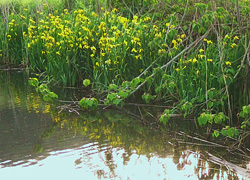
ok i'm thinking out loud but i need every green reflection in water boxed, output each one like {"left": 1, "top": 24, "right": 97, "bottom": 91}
{"left": 0, "top": 71, "right": 249, "bottom": 180}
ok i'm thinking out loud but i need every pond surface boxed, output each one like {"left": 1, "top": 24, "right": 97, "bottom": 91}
{"left": 0, "top": 71, "right": 249, "bottom": 180}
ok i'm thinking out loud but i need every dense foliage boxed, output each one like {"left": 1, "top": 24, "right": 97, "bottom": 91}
{"left": 1, "top": 0, "right": 249, "bottom": 144}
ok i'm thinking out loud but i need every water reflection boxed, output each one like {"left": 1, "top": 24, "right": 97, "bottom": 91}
{"left": 0, "top": 71, "right": 249, "bottom": 180}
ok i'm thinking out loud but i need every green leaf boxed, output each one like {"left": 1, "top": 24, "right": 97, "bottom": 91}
{"left": 113, "top": 98, "right": 121, "bottom": 105}
{"left": 214, "top": 112, "right": 227, "bottom": 124}
{"left": 108, "top": 84, "right": 118, "bottom": 91}
{"left": 28, "top": 78, "right": 39, "bottom": 87}
{"left": 208, "top": 101, "right": 213, "bottom": 109}
{"left": 118, "top": 90, "right": 130, "bottom": 98}
{"left": 212, "top": 130, "right": 220, "bottom": 138}
{"left": 198, "top": 113, "right": 213, "bottom": 126}
{"left": 83, "top": 79, "right": 91, "bottom": 87}
{"left": 160, "top": 109, "right": 171, "bottom": 124}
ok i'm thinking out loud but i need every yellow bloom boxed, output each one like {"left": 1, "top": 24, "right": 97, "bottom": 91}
{"left": 199, "top": 49, "right": 204, "bottom": 53}
{"left": 198, "top": 54, "right": 205, "bottom": 58}
{"left": 166, "top": 23, "right": 170, "bottom": 27}
{"left": 96, "top": 62, "right": 100, "bottom": 67}
{"left": 169, "top": 25, "right": 174, "bottom": 29}
{"left": 207, "top": 59, "right": 213, "bottom": 62}
{"left": 90, "top": 54, "right": 95, "bottom": 57}
{"left": 196, "top": 70, "right": 200, "bottom": 75}
{"left": 225, "top": 34, "right": 230, "bottom": 39}
{"left": 27, "top": 43, "right": 31, "bottom": 48}
{"left": 226, "top": 61, "right": 231, "bottom": 66}
{"left": 105, "top": 59, "right": 111, "bottom": 64}
{"left": 131, "top": 48, "right": 137, "bottom": 53}
{"left": 192, "top": 58, "right": 198, "bottom": 63}
{"left": 207, "top": 40, "right": 213, "bottom": 45}
{"left": 172, "top": 40, "right": 177, "bottom": 45}
{"left": 175, "top": 68, "right": 180, "bottom": 72}
{"left": 135, "top": 55, "right": 141, "bottom": 59}
{"left": 133, "top": 15, "right": 138, "bottom": 20}
{"left": 56, "top": 51, "right": 61, "bottom": 56}
{"left": 177, "top": 38, "right": 182, "bottom": 43}
{"left": 91, "top": 46, "right": 96, "bottom": 51}
{"left": 181, "top": 34, "right": 186, "bottom": 39}
{"left": 233, "top": 36, "right": 239, "bottom": 40}
{"left": 158, "top": 49, "right": 165, "bottom": 54}
{"left": 204, "top": 38, "right": 208, "bottom": 42}
{"left": 231, "top": 43, "right": 237, "bottom": 48}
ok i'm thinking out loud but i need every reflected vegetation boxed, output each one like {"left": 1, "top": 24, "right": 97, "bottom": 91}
{"left": 0, "top": 71, "right": 249, "bottom": 180}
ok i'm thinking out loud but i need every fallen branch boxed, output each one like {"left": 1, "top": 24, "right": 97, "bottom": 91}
{"left": 206, "top": 152, "right": 250, "bottom": 179}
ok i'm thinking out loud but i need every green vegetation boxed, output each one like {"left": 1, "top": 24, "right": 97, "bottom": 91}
{"left": 0, "top": 0, "right": 249, "bottom": 146}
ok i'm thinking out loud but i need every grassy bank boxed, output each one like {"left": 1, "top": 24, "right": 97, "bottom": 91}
{"left": 0, "top": 0, "right": 249, "bottom": 143}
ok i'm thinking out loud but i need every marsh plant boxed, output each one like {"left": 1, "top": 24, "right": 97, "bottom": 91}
{"left": 1, "top": 0, "right": 249, "bottom": 144}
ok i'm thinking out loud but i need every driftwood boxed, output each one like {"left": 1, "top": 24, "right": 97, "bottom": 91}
{"left": 206, "top": 152, "right": 250, "bottom": 179}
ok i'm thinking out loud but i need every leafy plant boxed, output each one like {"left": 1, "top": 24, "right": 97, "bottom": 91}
{"left": 79, "top": 97, "right": 98, "bottom": 110}
{"left": 83, "top": 79, "right": 91, "bottom": 87}
{"left": 160, "top": 109, "right": 171, "bottom": 124}
{"left": 142, "top": 93, "right": 156, "bottom": 104}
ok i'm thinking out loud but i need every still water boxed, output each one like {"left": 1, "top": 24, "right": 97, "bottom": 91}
{"left": 0, "top": 71, "right": 249, "bottom": 180}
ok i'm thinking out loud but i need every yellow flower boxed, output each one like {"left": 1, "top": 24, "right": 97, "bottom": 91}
{"left": 225, "top": 34, "right": 230, "bottom": 39}
{"left": 133, "top": 15, "right": 138, "bottom": 20}
{"left": 198, "top": 54, "right": 205, "bottom": 58}
{"left": 196, "top": 70, "right": 200, "bottom": 75}
{"left": 96, "top": 62, "right": 100, "bottom": 67}
{"left": 199, "top": 49, "right": 204, "bottom": 53}
{"left": 166, "top": 23, "right": 170, "bottom": 27}
{"left": 105, "top": 59, "right": 111, "bottom": 64}
{"left": 204, "top": 38, "right": 208, "bottom": 42}
{"left": 233, "top": 36, "right": 239, "bottom": 40}
{"left": 158, "top": 49, "right": 165, "bottom": 54}
{"left": 90, "top": 54, "right": 95, "bottom": 57}
{"left": 192, "top": 58, "right": 198, "bottom": 63}
{"left": 177, "top": 38, "right": 182, "bottom": 43}
{"left": 131, "top": 48, "right": 137, "bottom": 53}
{"left": 112, "top": 8, "right": 118, "bottom": 13}
{"left": 91, "top": 46, "right": 96, "bottom": 51}
{"left": 170, "top": 25, "right": 175, "bottom": 29}
{"left": 135, "top": 55, "right": 141, "bottom": 59}
{"left": 175, "top": 68, "right": 180, "bottom": 72}
{"left": 27, "top": 43, "right": 31, "bottom": 48}
{"left": 207, "top": 40, "right": 213, "bottom": 45}
{"left": 181, "top": 34, "right": 186, "bottom": 39}
{"left": 226, "top": 61, "right": 231, "bottom": 66}
{"left": 231, "top": 43, "right": 237, "bottom": 48}
{"left": 172, "top": 40, "right": 177, "bottom": 45}
{"left": 207, "top": 59, "right": 213, "bottom": 62}
{"left": 56, "top": 51, "right": 61, "bottom": 56}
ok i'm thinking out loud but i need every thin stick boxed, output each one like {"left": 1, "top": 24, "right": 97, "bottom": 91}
{"left": 234, "top": 40, "right": 250, "bottom": 79}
